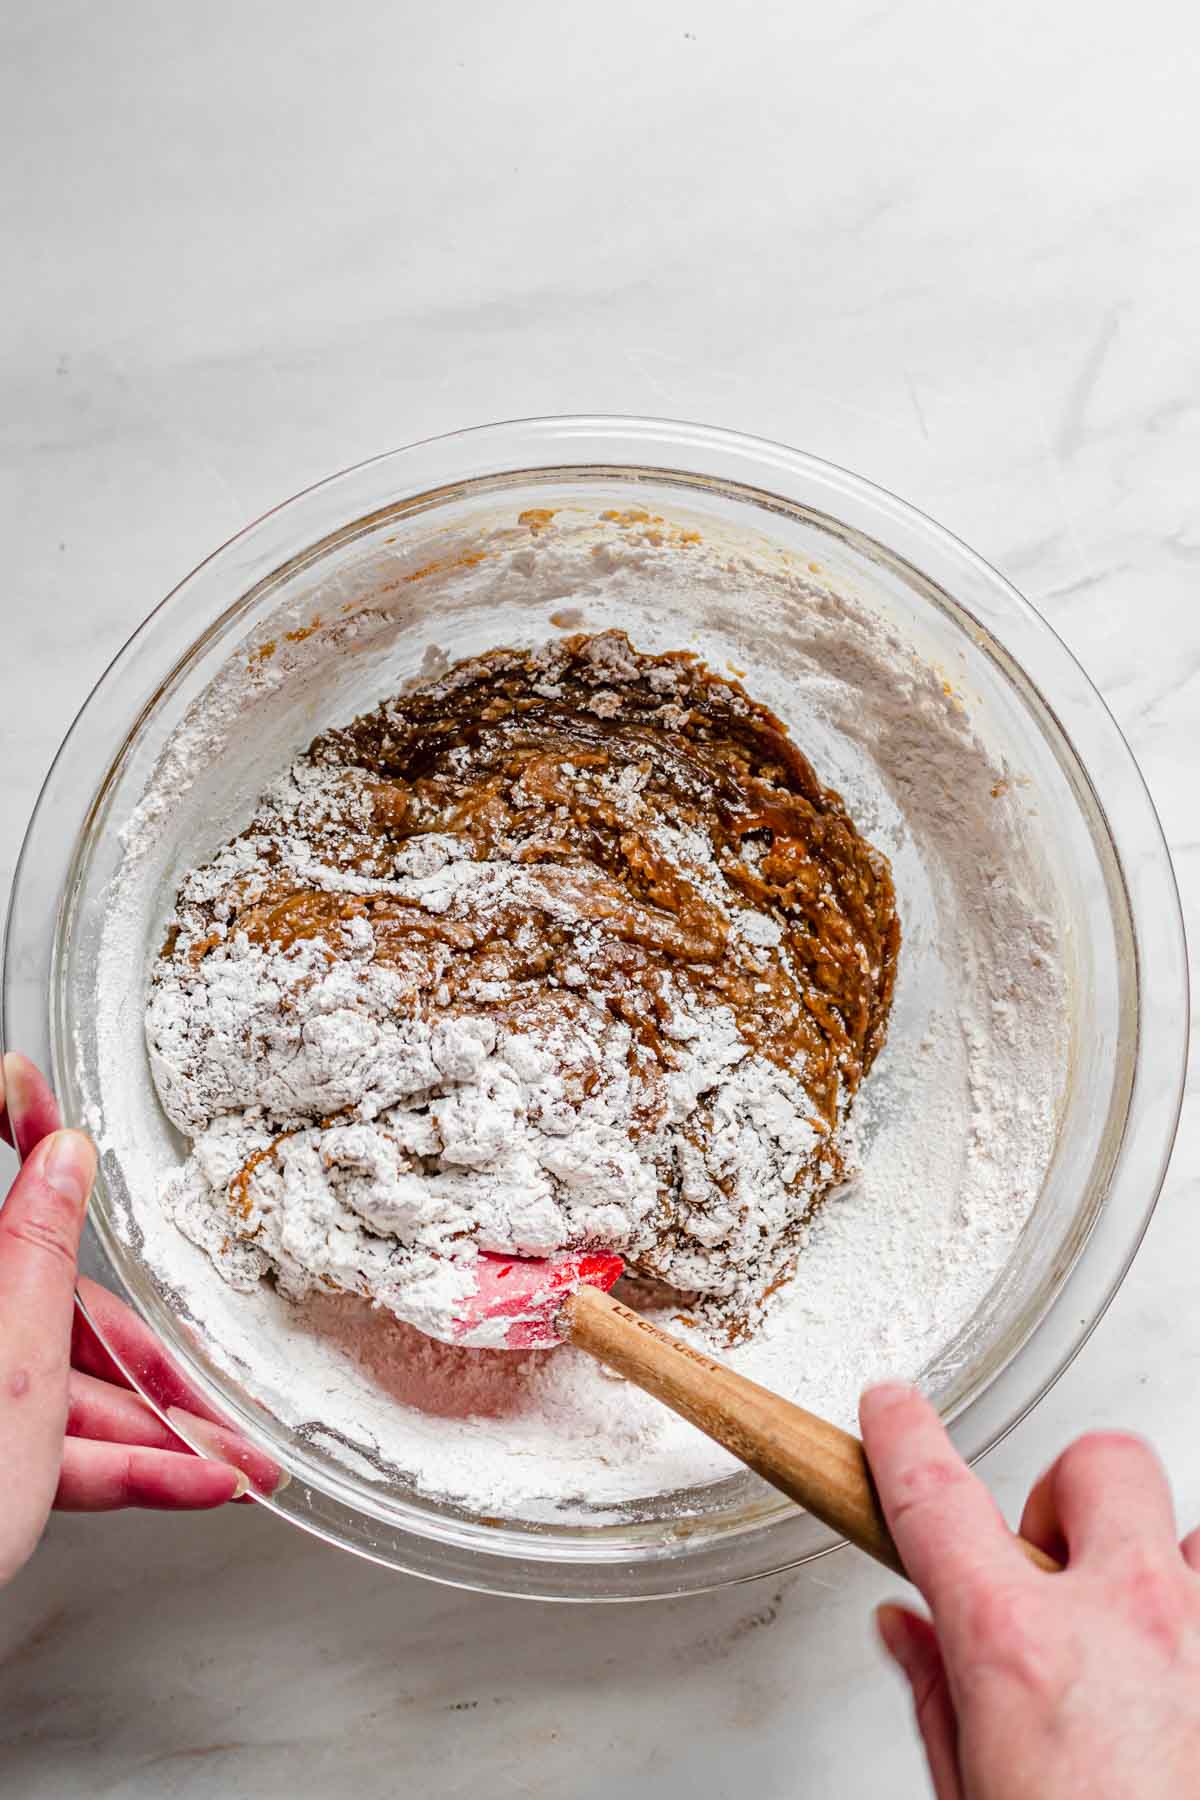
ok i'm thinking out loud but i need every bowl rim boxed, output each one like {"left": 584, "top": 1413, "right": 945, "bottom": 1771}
{"left": 3, "top": 412, "right": 1189, "bottom": 1600}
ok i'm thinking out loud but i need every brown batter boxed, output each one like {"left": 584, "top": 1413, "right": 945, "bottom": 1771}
{"left": 155, "top": 631, "right": 899, "bottom": 1331}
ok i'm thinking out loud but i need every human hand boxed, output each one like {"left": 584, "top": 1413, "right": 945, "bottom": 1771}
{"left": 861, "top": 1383, "right": 1200, "bottom": 1799}
{"left": 1, "top": 1054, "right": 265, "bottom": 1589}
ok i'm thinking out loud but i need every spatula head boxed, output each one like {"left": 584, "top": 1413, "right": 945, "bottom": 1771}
{"left": 452, "top": 1250, "right": 624, "bottom": 1349}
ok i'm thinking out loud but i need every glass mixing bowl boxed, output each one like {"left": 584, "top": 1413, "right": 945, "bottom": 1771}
{"left": 2, "top": 416, "right": 1188, "bottom": 1600}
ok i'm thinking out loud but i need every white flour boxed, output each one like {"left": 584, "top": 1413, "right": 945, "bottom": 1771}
{"left": 91, "top": 511, "right": 1068, "bottom": 1522}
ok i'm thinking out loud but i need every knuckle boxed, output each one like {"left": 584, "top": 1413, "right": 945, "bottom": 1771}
{"left": 887, "top": 1455, "right": 972, "bottom": 1528}
{"left": 1119, "top": 1554, "right": 1188, "bottom": 1650}
{"left": 4, "top": 1202, "right": 80, "bottom": 1269}
{"left": 1065, "top": 1430, "right": 1153, "bottom": 1472}
{"left": 121, "top": 1448, "right": 149, "bottom": 1504}
{"left": 963, "top": 1584, "right": 1065, "bottom": 1698}
{"left": 966, "top": 1581, "right": 1029, "bottom": 1645}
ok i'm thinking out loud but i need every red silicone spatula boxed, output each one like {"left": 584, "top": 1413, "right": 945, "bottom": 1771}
{"left": 454, "top": 1251, "right": 1058, "bottom": 1580}
{"left": 453, "top": 1249, "right": 626, "bottom": 1349}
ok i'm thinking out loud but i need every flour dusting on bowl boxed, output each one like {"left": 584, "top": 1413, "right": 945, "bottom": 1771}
{"left": 87, "top": 507, "right": 1067, "bottom": 1521}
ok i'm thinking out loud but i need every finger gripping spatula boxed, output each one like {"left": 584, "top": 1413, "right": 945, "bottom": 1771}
{"left": 453, "top": 1252, "right": 1058, "bottom": 1579}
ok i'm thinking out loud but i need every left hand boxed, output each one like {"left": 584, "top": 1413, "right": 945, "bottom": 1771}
{"left": 1, "top": 1054, "right": 257, "bottom": 1589}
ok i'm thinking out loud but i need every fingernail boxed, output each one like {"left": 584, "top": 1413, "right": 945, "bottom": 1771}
{"left": 862, "top": 1380, "right": 913, "bottom": 1406}
{"left": 4, "top": 1055, "right": 36, "bottom": 1147}
{"left": 166, "top": 1410, "right": 252, "bottom": 1498}
{"left": 3, "top": 1052, "right": 23, "bottom": 1111}
{"left": 167, "top": 1404, "right": 217, "bottom": 1447}
{"left": 168, "top": 1405, "right": 291, "bottom": 1496}
{"left": 39, "top": 1130, "right": 96, "bottom": 1210}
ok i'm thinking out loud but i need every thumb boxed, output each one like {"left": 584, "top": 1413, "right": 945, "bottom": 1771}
{"left": 877, "top": 1603, "right": 964, "bottom": 1800}
{"left": 0, "top": 1128, "right": 95, "bottom": 1277}
{"left": 0, "top": 1130, "right": 96, "bottom": 1582}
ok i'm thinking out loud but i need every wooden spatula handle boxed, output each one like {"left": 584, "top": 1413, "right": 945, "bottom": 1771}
{"left": 561, "top": 1286, "right": 1058, "bottom": 1579}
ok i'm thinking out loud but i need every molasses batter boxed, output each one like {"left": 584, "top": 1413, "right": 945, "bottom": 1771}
{"left": 150, "top": 631, "right": 898, "bottom": 1338}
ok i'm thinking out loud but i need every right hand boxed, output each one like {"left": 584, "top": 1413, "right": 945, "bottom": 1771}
{"left": 861, "top": 1382, "right": 1200, "bottom": 1800}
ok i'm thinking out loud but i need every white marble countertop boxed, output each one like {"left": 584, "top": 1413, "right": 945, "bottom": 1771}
{"left": 2, "top": 2, "right": 1197, "bottom": 1793}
